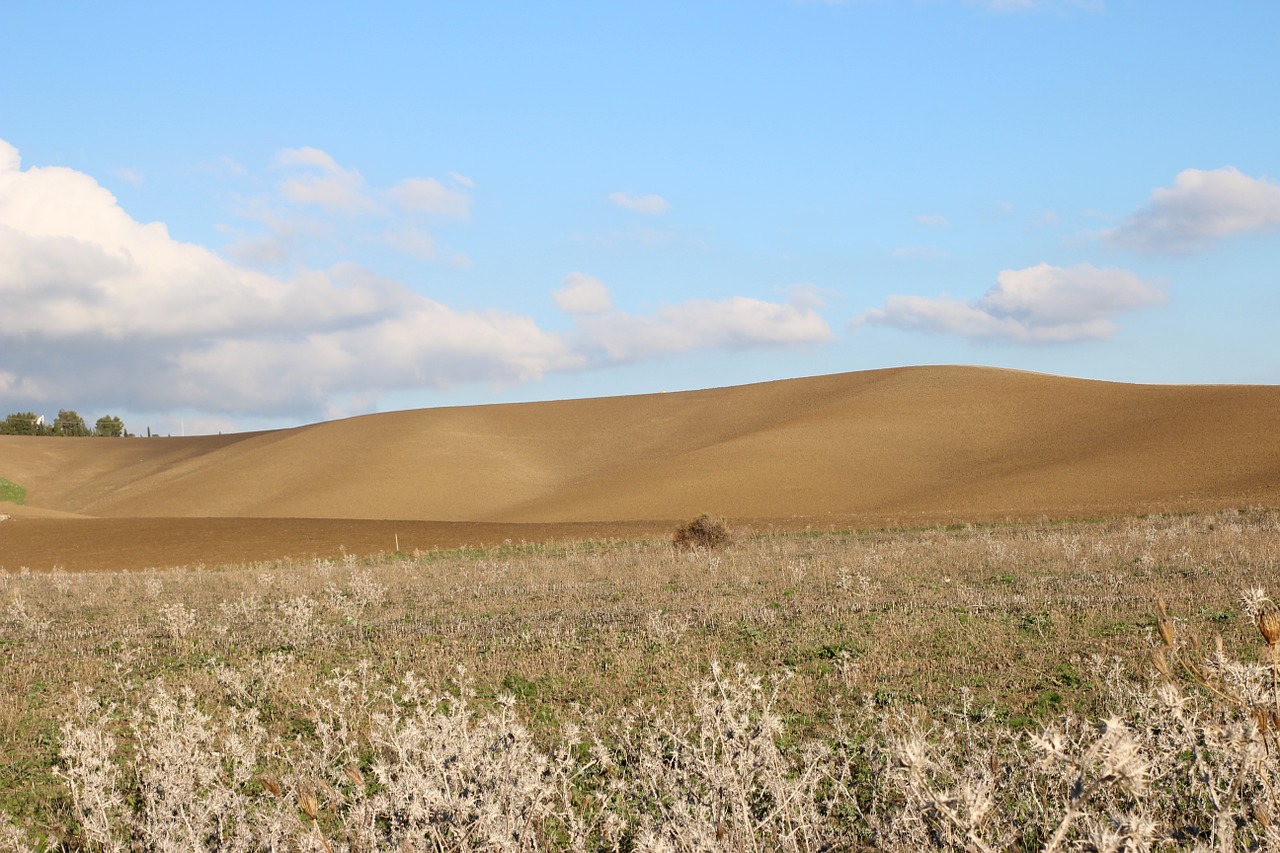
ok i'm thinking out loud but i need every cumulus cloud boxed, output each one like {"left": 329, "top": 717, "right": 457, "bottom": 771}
{"left": 0, "top": 141, "right": 19, "bottom": 173}
{"left": 169, "top": 274, "right": 578, "bottom": 414}
{"left": 609, "top": 191, "right": 672, "bottom": 216}
{"left": 0, "top": 140, "right": 575, "bottom": 417}
{"left": 554, "top": 272, "right": 613, "bottom": 314}
{"left": 1105, "top": 167, "right": 1280, "bottom": 254}
{"left": 0, "top": 141, "right": 833, "bottom": 423}
{"left": 856, "top": 262, "right": 1165, "bottom": 344}
{"left": 570, "top": 285, "right": 833, "bottom": 362}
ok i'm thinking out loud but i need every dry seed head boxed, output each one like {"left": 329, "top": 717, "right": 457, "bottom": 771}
{"left": 1156, "top": 599, "right": 1175, "bottom": 647}
{"left": 344, "top": 763, "right": 365, "bottom": 788}
{"left": 1258, "top": 600, "right": 1280, "bottom": 646}
{"left": 1150, "top": 648, "right": 1171, "bottom": 678}
{"left": 298, "top": 789, "right": 319, "bottom": 820}
{"left": 259, "top": 774, "right": 281, "bottom": 797}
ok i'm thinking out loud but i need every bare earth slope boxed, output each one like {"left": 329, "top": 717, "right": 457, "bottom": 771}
{"left": 3, "top": 366, "right": 1279, "bottom": 570}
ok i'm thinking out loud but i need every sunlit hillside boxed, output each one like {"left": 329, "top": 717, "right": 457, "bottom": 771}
{"left": 2, "top": 365, "right": 1279, "bottom": 570}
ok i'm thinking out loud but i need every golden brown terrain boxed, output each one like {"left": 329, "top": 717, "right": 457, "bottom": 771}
{"left": 2, "top": 364, "right": 1279, "bottom": 571}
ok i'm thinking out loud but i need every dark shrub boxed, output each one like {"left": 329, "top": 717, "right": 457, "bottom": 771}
{"left": 672, "top": 514, "right": 731, "bottom": 550}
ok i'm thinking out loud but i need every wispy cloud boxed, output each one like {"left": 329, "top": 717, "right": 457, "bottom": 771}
{"left": 110, "top": 167, "right": 145, "bottom": 187}
{"left": 220, "top": 200, "right": 337, "bottom": 267}
{"left": 380, "top": 226, "right": 439, "bottom": 260}
{"left": 224, "top": 147, "right": 475, "bottom": 267}
{"left": 276, "top": 147, "right": 383, "bottom": 214}
{"left": 856, "top": 262, "right": 1164, "bottom": 344}
{"left": 609, "top": 191, "right": 672, "bottom": 216}
{"left": 1103, "top": 166, "right": 1280, "bottom": 254}
{"left": 916, "top": 214, "right": 950, "bottom": 228}
{"left": 388, "top": 176, "right": 471, "bottom": 219}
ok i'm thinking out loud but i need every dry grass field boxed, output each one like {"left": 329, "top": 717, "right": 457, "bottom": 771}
{"left": 2, "top": 366, "right": 1280, "bottom": 849}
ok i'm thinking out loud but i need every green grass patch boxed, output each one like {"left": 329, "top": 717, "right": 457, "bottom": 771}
{"left": 0, "top": 476, "right": 26, "bottom": 505}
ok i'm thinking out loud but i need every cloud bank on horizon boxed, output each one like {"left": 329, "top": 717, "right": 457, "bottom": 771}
{"left": 0, "top": 140, "right": 829, "bottom": 421}
{"left": 1, "top": 3, "right": 1277, "bottom": 432}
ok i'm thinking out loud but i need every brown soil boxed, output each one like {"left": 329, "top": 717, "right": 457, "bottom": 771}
{"left": 3, "top": 365, "right": 1279, "bottom": 571}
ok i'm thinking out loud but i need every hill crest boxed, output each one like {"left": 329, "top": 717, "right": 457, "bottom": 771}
{"left": 2, "top": 365, "right": 1279, "bottom": 526}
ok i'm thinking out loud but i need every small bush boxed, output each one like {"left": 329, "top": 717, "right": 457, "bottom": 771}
{"left": 672, "top": 514, "right": 731, "bottom": 550}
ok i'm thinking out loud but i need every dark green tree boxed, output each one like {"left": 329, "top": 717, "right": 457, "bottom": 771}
{"left": 54, "top": 409, "right": 90, "bottom": 436}
{"left": 3, "top": 412, "right": 41, "bottom": 435}
{"left": 95, "top": 415, "right": 125, "bottom": 437}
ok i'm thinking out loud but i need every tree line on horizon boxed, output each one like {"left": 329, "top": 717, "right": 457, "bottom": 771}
{"left": 1, "top": 409, "right": 127, "bottom": 437}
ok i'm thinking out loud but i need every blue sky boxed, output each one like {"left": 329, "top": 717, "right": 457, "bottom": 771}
{"left": 2, "top": 1, "right": 1278, "bottom": 434}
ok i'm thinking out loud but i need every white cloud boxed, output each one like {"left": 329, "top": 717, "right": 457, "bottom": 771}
{"left": 0, "top": 140, "right": 832, "bottom": 423}
{"left": 0, "top": 140, "right": 574, "bottom": 418}
{"left": 170, "top": 277, "right": 580, "bottom": 414}
{"left": 554, "top": 272, "right": 613, "bottom": 314}
{"left": 0, "top": 140, "right": 20, "bottom": 173}
{"left": 221, "top": 204, "right": 337, "bottom": 267}
{"left": 276, "top": 146, "right": 382, "bottom": 214}
{"left": 916, "top": 214, "right": 949, "bottom": 228}
{"left": 381, "top": 226, "right": 438, "bottom": 260}
{"left": 226, "top": 148, "right": 476, "bottom": 267}
{"left": 223, "top": 233, "right": 290, "bottom": 266}
{"left": 388, "top": 176, "right": 471, "bottom": 219}
{"left": 572, "top": 287, "right": 833, "bottom": 362}
{"left": 609, "top": 191, "right": 672, "bottom": 216}
{"left": 856, "top": 262, "right": 1165, "bottom": 344}
{"left": 1105, "top": 167, "right": 1280, "bottom": 254}
{"left": 277, "top": 147, "right": 342, "bottom": 171}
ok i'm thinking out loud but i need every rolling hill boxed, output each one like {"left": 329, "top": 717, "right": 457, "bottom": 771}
{"left": 3, "top": 365, "right": 1279, "bottom": 570}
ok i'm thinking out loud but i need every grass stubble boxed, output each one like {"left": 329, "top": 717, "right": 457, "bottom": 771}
{"left": 1, "top": 510, "right": 1280, "bottom": 849}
